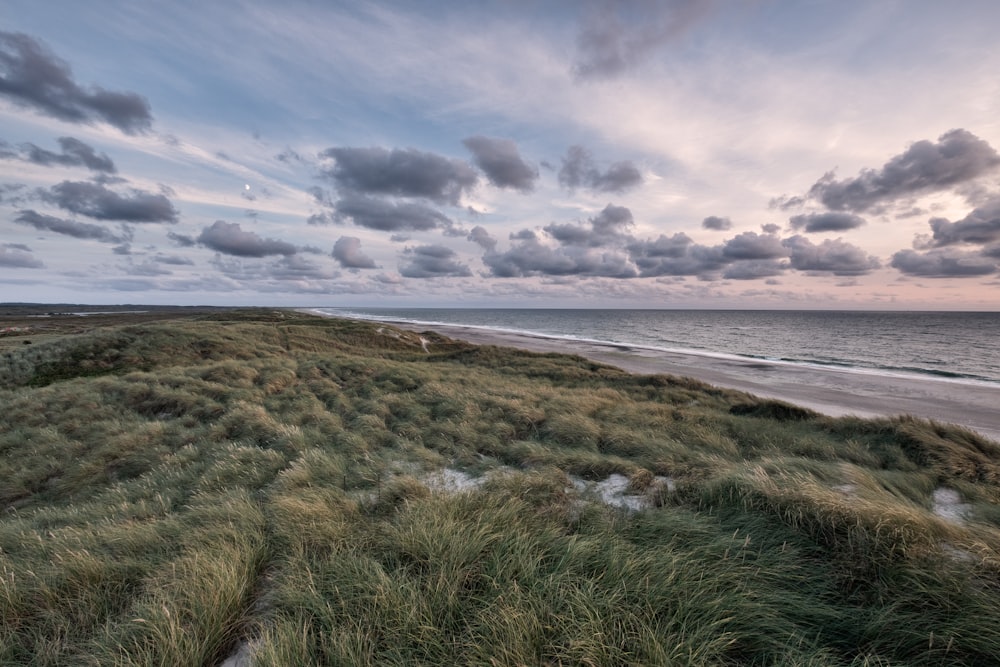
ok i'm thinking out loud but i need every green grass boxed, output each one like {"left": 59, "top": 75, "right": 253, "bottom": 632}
{"left": 2, "top": 307, "right": 1000, "bottom": 665}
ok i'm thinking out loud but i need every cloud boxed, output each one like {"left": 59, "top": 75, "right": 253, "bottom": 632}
{"left": 804, "top": 129, "right": 1000, "bottom": 212}
{"left": 557, "top": 145, "right": 643, "bottom": 193}
{"left": 123, "top": 259, "right": 172, "bottom": 276}
{"left": 399, "top": 244, "right": 472, "bottom": 278}
{"left": 0, "top": 31, "right": 152, "bottom": 133}
{"left": 167, "top": 231, "right": 197, "bottom": 247}
{"left": 462, "top": 135, "right": 538, "bottom": 192}
{"left": 332, "top": 236, "right": 377, "bottom": 269}
{"left": 154, "top": 254, "right": 194, "bottom": 266}
{"left": 0, "top": 137, "right": 116, "bottom": 172}
{"left": 268, "top": 254, "right": 338, "bottom": 280}
{"left": 769, "top": 194, "right": 806, "bottom": 211}
{"left": 0, "top": 183, "right": 26, "bottom": 205}
{"left": 306, "top": 211, "right": 336, "bottom": 226}
{"left": 321, "top": 146, "right": 477, "bottom": 204}
{"left": 890, "top": 248, "right": 996, "bottom": 277}
{"left": 0, "top": 242, "right": 43, "bottom": 268}
{"left": 721, "top": 231, "right": 788, "bottom": 260}
{"left": 467, "top": 225, "right": 497, "bottom": 251}
{"left": 14, "top": 209, "right": 130, "bottom": 243}
{"left": 484, "top": 227, "right": 637, "bottom": 279}
{"left": 919, "top": 196, "right": 1000, "bottom": 247}
{"left": 702, "top": 215, "right": 732, "bottom": 231}
{"left": 40, "top": 181, "right": 178, "bottom": 223}
{"left": 17, "top": 137, "right": 116, "bottom": 172}
{"left": 332, "top": 193, "right": 453, "bottom": 232}
{"left": 723, "top": 260, "right": 786, "bottom": 280}
{"left": 544, "top": 203, "right": 634, "bottom": 247}
{"left": 783, "top": 235, "right": 881, "bottom": 275}
{"left": 572, "top": 0, "right": 716, "bottom": 79}
{"left": 197, "top": 220, "right": 297, "bottom": 257}
{"left": 628, "top": 234, "right": 727, "bottom": 277}
{"left": 788, "top": 212, "right": 866, "bottom": 233}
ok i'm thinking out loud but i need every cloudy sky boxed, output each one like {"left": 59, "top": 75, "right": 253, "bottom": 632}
{"left": 2, "top": 1, "right": 999, "bottom": 309}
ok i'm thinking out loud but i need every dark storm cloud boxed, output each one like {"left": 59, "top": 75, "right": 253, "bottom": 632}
{"left": 0, "top": 242, "right": 43, "bottom": 268}
{"left": 333, "top": 194, "right": 452, "bottom": 232}
{"left": 723, "top": 260, "right": 786, "bottom": 280}
{"left": 399, "top": 244, "right": 472, "bottom": 278}
{"left": 197, "top": 220, "right": 297, "bottom": 257}
{"left": 572, "top": 0, "right": 716, "bottom": 79}
{"left": 321, "top": 146, "right": 477, "bottom": 204}
{"left": 702, "top": 215, "right": 732, "bottom": 231}
{"left": 920, "top": 196, "right": 1000, "bottom": 247}
{"left": 721, "top": 232, "right": 788, "bottom": 260}
{"left": 332, "top": 236, "right": 377, "bottom": 269}
{"left": 17, "top": 137, "right": 116, "bottom": 172}
{"left": 41, "top": 181, "right": 177, "bottom": 223}
{"left": 0, "top": 31, "right": 152, "bottom": 133}
{"left": 557, "top": 146, "right": 643, "bottom": 193}
{"left": 544, "top": 204, "right": 634, "bottom": 247}
{"left": 788, "top": 212, "right": 866, "bottom": 233}
{"left": 462, "top": 136, "right": 538, "bottom": 192}
{"left": 804, "top": 130, "right": 1000, "bottom": 212}
{"left": 783, "top": 235, "right": 880, "bottom": 276}
{"left": 14, "top": 209, "right": 129, "bottom": 243}
{"left": 890, "top": 248, "right": 996, "bottom": 277}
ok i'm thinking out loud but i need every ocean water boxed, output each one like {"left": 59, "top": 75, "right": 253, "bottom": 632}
{"left": 313, "top": 308, "right": 1000, "bottom": 386}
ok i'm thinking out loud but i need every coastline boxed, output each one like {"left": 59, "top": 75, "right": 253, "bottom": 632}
{"left": 380, "top": 319, "right": 1000, "bottom": 443}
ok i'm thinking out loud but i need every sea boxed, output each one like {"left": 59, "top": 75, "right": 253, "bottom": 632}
{"left": 312, "top": 309, "right": 1000, "bottom": 387}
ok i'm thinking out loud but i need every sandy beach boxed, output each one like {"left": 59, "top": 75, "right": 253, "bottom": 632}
{"left": 387, "top": 321, "right": 1000, "bottom": 443}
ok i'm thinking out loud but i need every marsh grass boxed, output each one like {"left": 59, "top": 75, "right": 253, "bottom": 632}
{"left": 2, "top": 308, "right": 1000, "bottom": 665}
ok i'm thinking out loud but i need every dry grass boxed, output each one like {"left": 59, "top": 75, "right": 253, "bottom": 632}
{"left": 2, "top": 306, "right": 1000, "bottom": 665}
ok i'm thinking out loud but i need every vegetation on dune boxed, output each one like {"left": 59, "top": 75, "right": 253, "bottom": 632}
{"left": 2, "top": 307, "right": 1000, "bottom": 666}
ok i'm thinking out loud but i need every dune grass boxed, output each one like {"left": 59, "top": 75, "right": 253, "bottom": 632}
{"left": 2, "top": 307, "right": 1000, "bottom": 665}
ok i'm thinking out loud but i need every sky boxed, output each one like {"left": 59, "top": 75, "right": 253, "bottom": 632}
{"left": 2, "top": 1, "right": 1000, "bottom": 309}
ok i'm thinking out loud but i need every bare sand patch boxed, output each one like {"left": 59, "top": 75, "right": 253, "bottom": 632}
{"left": 932, "top": 487, "right": 971, "bottom": 524}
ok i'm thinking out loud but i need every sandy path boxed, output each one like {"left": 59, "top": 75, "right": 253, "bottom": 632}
{"left": 388, "top": 321, "right": 1000, "bottom": 443}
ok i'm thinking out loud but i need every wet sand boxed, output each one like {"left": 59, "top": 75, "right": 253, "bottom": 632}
{"left": 390, "top": 321, "right": 1000, "bottom": 443}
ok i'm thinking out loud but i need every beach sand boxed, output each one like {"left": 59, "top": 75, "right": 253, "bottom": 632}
{"left": 387, "top": 321, "right": 1000, "bottom": 443}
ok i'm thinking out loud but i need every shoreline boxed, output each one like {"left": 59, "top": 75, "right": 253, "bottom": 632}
{"left": 375, "top": 318, "right": 1000, "bottom": 443}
